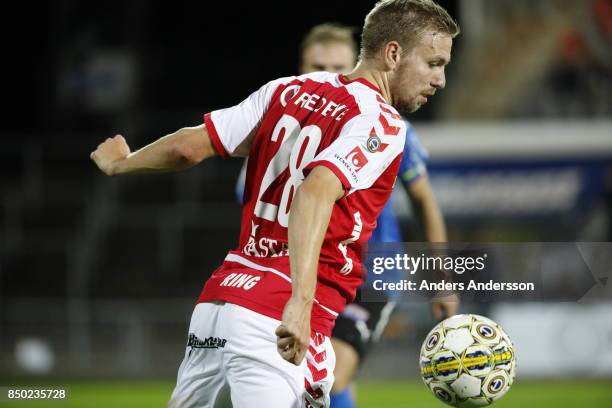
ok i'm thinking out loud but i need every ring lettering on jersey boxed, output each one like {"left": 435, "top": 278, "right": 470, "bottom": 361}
{"left": 254, "top": 114, "right": 323, "bottom": 227}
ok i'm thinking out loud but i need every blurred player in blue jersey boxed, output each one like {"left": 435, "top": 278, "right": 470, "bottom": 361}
{"left": 235, "top": 23, "right": 453, "bottom": 408}
{"left": 333, "top": 122, "right": 449, "bottom": 408}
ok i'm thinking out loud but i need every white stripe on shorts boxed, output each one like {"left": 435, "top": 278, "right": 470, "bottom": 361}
{"left": 224, "top": 253, "right": 338, "bottom": 317}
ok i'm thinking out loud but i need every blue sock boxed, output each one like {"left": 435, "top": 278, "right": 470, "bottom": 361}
{"left": 330, "top": 388, "right": 356, "bottom": 408}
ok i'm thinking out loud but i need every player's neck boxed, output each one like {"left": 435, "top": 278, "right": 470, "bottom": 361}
{"left": 345, "top": 62, "right": 392, "bottom": 104}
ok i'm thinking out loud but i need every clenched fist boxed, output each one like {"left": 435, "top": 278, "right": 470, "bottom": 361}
{"left": 276, "top": 296, "right": 312, "bottom": 365}
{"left": 90, "top": 135, "right": 131, "bottom": 176}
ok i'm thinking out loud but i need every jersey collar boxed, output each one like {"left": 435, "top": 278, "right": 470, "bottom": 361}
{"left": 338, "top": 74, "right": 384, "bottom": 97}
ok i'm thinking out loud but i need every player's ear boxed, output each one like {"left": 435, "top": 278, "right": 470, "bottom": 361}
{"left": 382, "top": 41, "right": 401, "bottom": 71}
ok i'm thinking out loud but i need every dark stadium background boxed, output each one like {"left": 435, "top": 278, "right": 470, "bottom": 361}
{"left": 1, "top": 1, "right": 611, "bottom": 407}
{"left": 0, "top": 0, "right": 458, "bottom": 133}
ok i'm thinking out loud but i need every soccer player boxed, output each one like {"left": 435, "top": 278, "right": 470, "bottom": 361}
{"left": 90, "top": 1, "right": 459, "bottom": 407}
{"left": 299, "top": 24, "right": 358, "bottom": 75}
{"left": 235, "top": 24, "right": 358, "bottom": 203}
{"left": 235, "top": 23, "right": 452, "bottom": 408}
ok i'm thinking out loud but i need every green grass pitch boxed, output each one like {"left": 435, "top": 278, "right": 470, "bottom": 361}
{"left": 3, "top": 379, "right": 610, "bottom": 407}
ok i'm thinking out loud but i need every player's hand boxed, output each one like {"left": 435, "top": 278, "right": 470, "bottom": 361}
{"left": 90, "top": 134, "right": 131, "bottom": 176}
{"left": 276, "top": 296, "right": 312, "bottom": 365}
{"left": 431, "top": 291, "right": 460, "bottom": 321}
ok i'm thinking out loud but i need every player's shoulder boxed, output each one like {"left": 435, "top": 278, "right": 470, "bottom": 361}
{"left": 343, "top": 91, "right": 406, "bottom": 140}
{"left": 339, "top": 82, "right": 403, "bottom": 127}
{"left": 335, "top": 100, "right": 406, "bottom": 162}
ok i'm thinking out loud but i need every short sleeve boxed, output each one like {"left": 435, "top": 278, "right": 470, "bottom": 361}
{"left": 204, "top": 76, "right": 295, "bottom": 158}
{"left": 399, "top": 123, "right": 429, "bottom": 184}
{"left": 305, "top": 111, "right": 406, "bottom": 192}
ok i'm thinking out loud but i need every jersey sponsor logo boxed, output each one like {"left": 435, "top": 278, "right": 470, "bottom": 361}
{"left": 187, "top": 333, "right": 227, "bottom": 349}
{"left": 345, "top": 146, "right": 369, "bottom": 172}
{"left": 242, "top": 221, "right": 289, "bottom": 257}
{"left": 368, "top": 127, "right": 389, "bottom": 153}
{"left": 219, "top": 272, "right": 261, "bottom": 290}
{"left": 243, "top": 237, "right": 289, "bottom": 257}
{"left": 333, "top": 153, "right": 358, "bottom": 183}
{"left": 366, "top": 135, "right": 382, "bottom": 153}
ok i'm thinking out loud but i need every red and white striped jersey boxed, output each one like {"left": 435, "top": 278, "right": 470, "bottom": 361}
{"left": 198, "top": 72, "right": 406, "bottom": 335}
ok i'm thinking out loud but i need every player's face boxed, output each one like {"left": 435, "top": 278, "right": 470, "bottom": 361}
{"left": 300, "top": 42, "right": 356, "bottom": 74}
{"left": 390, "top": 31, "right": 453, "bottom": 115}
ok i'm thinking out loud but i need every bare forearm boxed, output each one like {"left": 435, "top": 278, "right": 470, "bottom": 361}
{"left": 104, "top": 126, "right": 214, "bottom": 176}
{"left": 277, "top": 167, "right": 342, "bottom": 365}
{"left": 406, "top": 177, "right": 447, "bottom": 242}
{"left": 288, "top": 169, "right": 341, "bottom": 304}
{"left": 417, "top": 199, "right": 447, "bottom": 242}
{"left": 288, "top": 188, "right": 332, "bottom": 304}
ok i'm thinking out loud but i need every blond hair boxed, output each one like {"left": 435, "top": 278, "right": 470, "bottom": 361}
{"left": 300, "top": 23, "right": 358, "bottom": 63}
{"left": 361, "top": 0, "right": 460, "bottom": 59}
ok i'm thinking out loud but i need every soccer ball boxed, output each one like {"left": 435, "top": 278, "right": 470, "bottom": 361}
{"left": 419, "top": 314, "right": 516, "bottom": 407}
